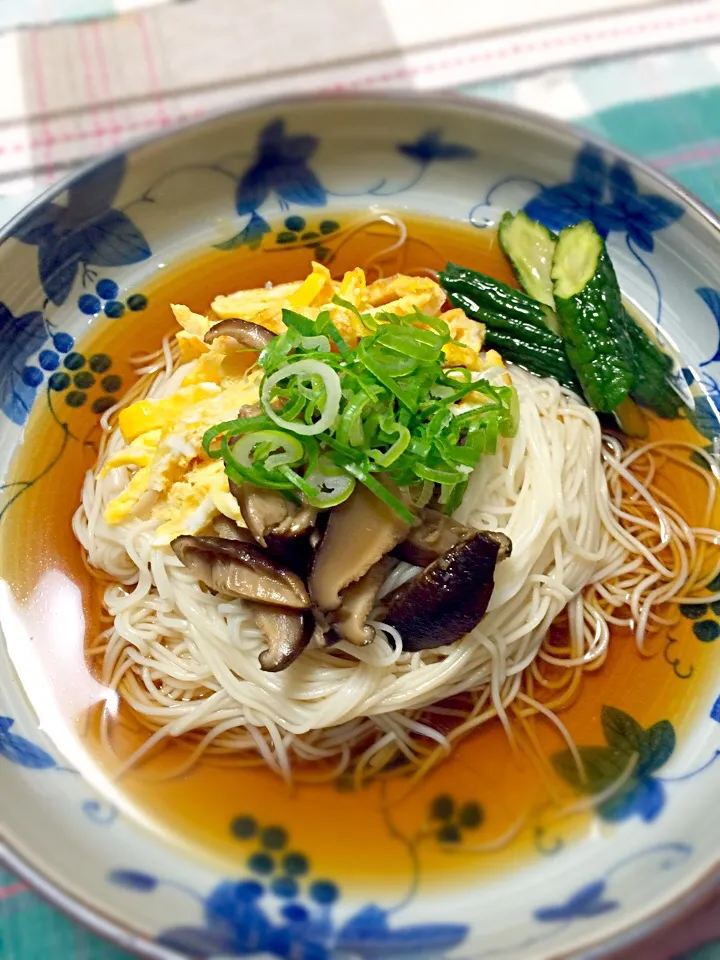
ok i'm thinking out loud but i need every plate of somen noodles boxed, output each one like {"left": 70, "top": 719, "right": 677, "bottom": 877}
{"left": 0, "top": 95, "right": 719, "bottom": 960}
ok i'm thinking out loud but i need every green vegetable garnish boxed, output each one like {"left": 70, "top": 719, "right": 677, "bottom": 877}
{"left": 440, "top": 265, "right": 581, "bottom": 392}
{"left": 443, "top": 215, "right": 683, "bottom": 426}
{"left": 203, "top": 307, "right": 519, "bottom": 520}
{"left": 498, "top": 210, "right": 558, "bottom": 314}
{"left": 551, "top": 221, "right": 635, "bottom": 413}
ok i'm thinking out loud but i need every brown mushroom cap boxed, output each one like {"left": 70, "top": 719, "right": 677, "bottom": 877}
{"left": 251, "top": 606, "right": 315, "bottom": 672}
{"left": 171, "top": 535, "right": 310, "bottom": 609}
{"left": 204, "top": 318, "right": 276, "bottom": 350}
{"left": 309, "top": 483, "right": 410, "bottom": 612}
{"left": 380, "top": 530, "right": 512, "bottom": 651}
{"left": 393, "top": 509, "right": 475, "bottom": 567}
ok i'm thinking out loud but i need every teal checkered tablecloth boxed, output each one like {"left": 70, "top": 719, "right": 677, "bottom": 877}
{"left": 4, "top": 41, "right": 720, "bottom": 960}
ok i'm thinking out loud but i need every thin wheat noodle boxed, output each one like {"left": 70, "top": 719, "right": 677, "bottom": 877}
{"left": 73, "top": 244, "right": 719, "bottom": 782}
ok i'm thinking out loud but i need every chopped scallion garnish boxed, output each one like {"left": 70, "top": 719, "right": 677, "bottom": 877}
{"left": 202, "top": 306, "right": 519, "bottom": 519}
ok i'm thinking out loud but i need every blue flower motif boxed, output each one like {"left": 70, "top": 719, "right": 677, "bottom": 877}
{"left": 0, "top": 303, "right": 47, "bottom": 425}
{"left": 535, "top": 881, "right": 619, "bottom": 923}
{"left": 397, "top": 130, "right": 476, "bottom": 165}
{"left": 10, "top": 156, "right": 151, "bottom": 306}
{"left": 552, "top": 706, "right": 675, "bottom": 824}
{"left": 524, "top": 145, "right": 683, "bottom": 250}
{"left": 236, "top": 120, "right": 326, "bottom": 216}
{"left": 110, "top": 866, "right": 468, "bottom": 959}
{"left": 0, "top": 716, "right": 57, "bottom": 769}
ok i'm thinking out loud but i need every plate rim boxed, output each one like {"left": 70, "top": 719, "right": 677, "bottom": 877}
{"left": 1, "top": 88, "right": 719, "bottom": 960}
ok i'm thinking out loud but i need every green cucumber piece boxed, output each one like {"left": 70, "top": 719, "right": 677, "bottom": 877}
{"left": 446, "top": 289, "right": 581, "bottom": 393}
{"left": 441, "top": 263, "right": 556, "bottom": 331}
{"left": 551, "top": 221, "right": 634, "bottom": 413}
{"left": 620, "top": 308, "right": 683, "bottom": 419}
{"left": 498, "top": 211, "right": 557, "bottom": 312}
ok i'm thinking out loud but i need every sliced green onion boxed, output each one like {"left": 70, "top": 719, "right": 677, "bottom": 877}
{"left": 292, "top": 455, "right": 356, "bottom": 508}
{"left": 300, "top": 335, "right": 331, "bottom": 352}
{"left": 370, "top": 422, "right": 410, "bottom": 468}
{"left": 221, "top": 434, "right": 295, "bottom": 491}
{"left": 317, "top": 310, "right": 351, "bottom": 357}
{"left": 231, "top": 430, "right": 304, "bottom": 472}
{"left": 409, "top": 480, "right": 436, "bottom": 509}
{"left": 205, "top": 290, "right": 520, "bottom": 524}
{"left": 374, "top": 325, "right": 443, "bottom": 360}
{"left": 414, "top": 462, "right": 467, "bottom": 485}
{"left": 337, "top": 391, "right": 373, "bottom": 447}
{"left": 202, "top": 414, "right": 273, "bottom": 459}
{"left": 262, "top": 358, "right": 341, "bottom": 436}
{"left": 331, "top": 294, "right": 362, "bottom": 318}
{"left": 344, "top": 462, "right": 416, "bottom": 524}
{"left": 281, "top": 309, "right": 317, "bottom": 337}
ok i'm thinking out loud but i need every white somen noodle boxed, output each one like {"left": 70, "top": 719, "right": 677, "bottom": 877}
{"left": 73, "top": 345, "right": 718, "bottom": 782}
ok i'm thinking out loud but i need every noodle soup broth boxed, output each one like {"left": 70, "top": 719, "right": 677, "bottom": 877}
{"left": 2, "top": 213, "right": 718, "bottom": 890}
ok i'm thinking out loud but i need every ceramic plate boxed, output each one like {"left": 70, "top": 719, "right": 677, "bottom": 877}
{"left": 0, "top": 94, "right": 719, "bottom": 960}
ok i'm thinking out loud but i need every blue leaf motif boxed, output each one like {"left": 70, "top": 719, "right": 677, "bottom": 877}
{"left": 0, "top": 304, "right": 47, "bottom": 425}
{"left": 698, "top": 287, "right": 720, "bottom": 365}
{"left": 10, "top": 154, "right": 150, "bottom": 305}
{"left": 398, "top": 130, "right": 476, "bottom": 164}
{"left": 0, "top": 716, "right": 57, "bottom": 769}
{"left": 274, "top": 167, "right": 326, "bottom": 208}
{"left": 553, "top": 705, "right": 674, "bottom": 824}
{"left": 65, "top": 156, "right": 127, "bottom": 224}
{"left": 336, "top": 904, "right": 468, "bottom": 958}
{"left": 38, "top": 232, "right": 86, "bottom": 307}
{"left": 108, "top": 869, "right": 159, "bottom": 892}
{"left": 217, "top": 211, "right": 270, "bottom": 251}
{"left": 236, "top": 166, "right": 270, "bottom": 216}
{"left": 639, "top": 720, "right": 676, "bottom": 776}
{"left": 236, "top": 119, "right": 326, "bottom": 216}
{"left": 535, "top": 881, "right": 619, "bottom": 922}
{"left": 628, "top": 225, "right": 655, "bottom": 252}
{"left": 11, "top": 203, "right": 63, "bottom": 246}
{"left": 79, "top": 210, "right": 152, "bottom": 267}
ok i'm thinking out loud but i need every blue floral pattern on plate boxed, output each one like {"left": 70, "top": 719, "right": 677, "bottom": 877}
{"left": 523, "top": 144, "right": 684, "bottom": 249}
{"left": 552, "top": 706, "right": 676, "bottom": 823}
{"left": 534, "top": 844, "right": 691, "bottom": 926}
{"left": 110, "top": 814, "right": 469, "bottom": 960}
{"left": 0, "top": 716, "right": 57, "bottom": 769}
{"left": 9, "top": 157, "right": 151, "bottom": 307}
{"left": 0, "top": 304, "right": 48, "bottom": 425}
